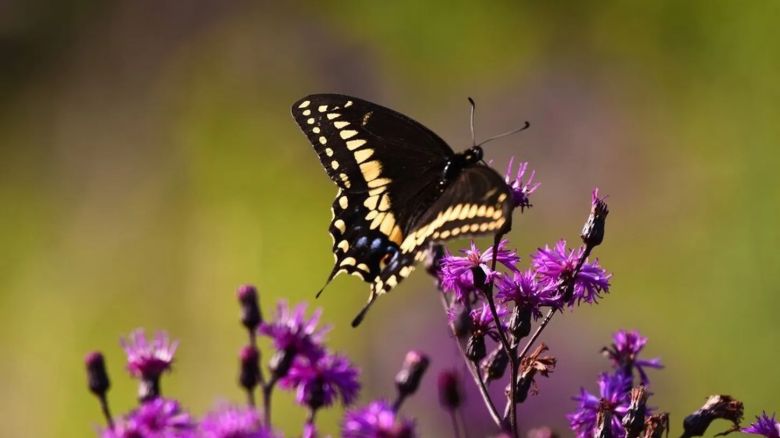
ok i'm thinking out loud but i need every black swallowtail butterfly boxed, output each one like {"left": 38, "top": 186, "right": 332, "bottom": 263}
{"left": 292, "top": 94, "right": 516, "bottom": 326}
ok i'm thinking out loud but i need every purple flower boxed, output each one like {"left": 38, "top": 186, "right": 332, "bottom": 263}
{"left": 532, "top": 240, "right": 611, "bottom": 306}
{"left": 439, "top": 240, "right": 520, "bottom": 301}
{"left": 343, "top": 401, "right": 416, "bottom": 438}
{"left": 449, "top": 302, "right": 509, "bottom": 336}
{"left": 120, "top": 329, "right": 178, "bottom": 380}
{"left": 281, "top": 353, "right": 360, "bottom": 409}
{"left": 259, "top": 301, "right": 330, "bottom": 361}
{"left": 743, "top": 412, "right": 780, "bottom": 438}
{"left": 603, "top": 330, "right": 663, "bottom": 385}
{"left": 567, "top": 372, "right": 632, "bottom": 438}
{"left": 505, "top": 157, "right": 540, "bottom": 211}
{"left": 200, "top": 404, "right": 278, "bottom": 438}
{"left": 102, "top": 398, "right": 195, "bottom": 438}
{"left": 495, "top": 270, "right": 561, "bottom": 318}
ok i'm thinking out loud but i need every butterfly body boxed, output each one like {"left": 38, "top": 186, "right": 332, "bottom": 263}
{"left": 292, "top": 94, "right": 514, "bottom": 325}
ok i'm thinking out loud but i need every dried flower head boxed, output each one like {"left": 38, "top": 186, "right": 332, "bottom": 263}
{"left": 681, "top": 394, "right": 744, "bottom": 438}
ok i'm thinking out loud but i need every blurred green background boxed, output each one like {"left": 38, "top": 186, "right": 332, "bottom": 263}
{"left": 1, "top": 1, "right": 778, "bottom": 436}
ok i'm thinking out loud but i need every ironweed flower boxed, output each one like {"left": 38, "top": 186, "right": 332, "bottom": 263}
{"left": 496, "top": 270, "right": 560, "bottom": 318}
{"left": 200, "top": 404, "right": 278, "bottom": 438}
{"left": 567, "top": 372, "right": 632, "bottom": 438}
{"left": 449, "top": 302, "right": 509, "bottom": 336}
{"left": 121, "top": 329, "right": 178, "bottom": 380}
{"left": 439, "top": 240, "right": 520, "bottom": 301}
{"left": 532, "top": 240, "right": 611, "bottom": 306}
{"left": 743, "top": 412, "right": 780, "bottom": 438}
{"left": 281, "top": 353, "right": 360, "bottom": 410}
{"left": 602, "top": 330, "right": 662, "bottom": 385}
{"left": 504, "top": 157, "right": 541, "bottom": 211}
{"left": 343, "top": 400, "right": 416, "bottom": 438}
{"left": 102, "top": 398, "right": 195, "bottom": 438}
{"left": 259, "top": 301, "right": 330, "bottom": 361}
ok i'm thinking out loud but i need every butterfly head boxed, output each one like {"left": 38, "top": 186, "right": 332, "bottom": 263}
{"left": 463, "top": 145, "right": 484, "bottom": 165}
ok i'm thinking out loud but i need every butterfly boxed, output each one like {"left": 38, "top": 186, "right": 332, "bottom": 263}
{"left": 292, "top": 94, "right": 518, "bottom": 326}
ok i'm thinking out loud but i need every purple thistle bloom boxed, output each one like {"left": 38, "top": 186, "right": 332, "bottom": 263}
{"left": 496, "top": 270, "right": 561, "bottom": 318}
{"left": 259, "top": 301, "right": 330, "bottom": 361}
{"left": 102, "top": 398, "right": 195, "bottom": 438}
{"left": 603, "top": 330, "right": 663, "bottom": 385}
{"left": 343, "top": 401, "right": 416, "bottom": 438}
{"left": 505, "top": 157, "right": 540, "bottom": 211}
{"left": 567, "top": 372, "right": 632, "bottom": 438}
{"left": 281, "top": 353, "right": 360, "bottom": 409}
{"left": 120, "top": 329, "right": 178, "bottom": 380}
{"left": 743, "top": 412, "right": 780, "bottom": 438}
{"left": 439, "top": 240, "right": 520, "bottom": 301}
{"left": 532, "top": 240, "right": 611, "bottom": 306}
{"left": 200, "top": 404, "right": 278, "bottom": 438}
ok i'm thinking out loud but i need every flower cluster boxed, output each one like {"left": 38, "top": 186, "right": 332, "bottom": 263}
{"left": 85, "top": 287, "right": 423, "bottom": 437}
{"left": 567, "top": 330, "right": 662, "bottom": 438}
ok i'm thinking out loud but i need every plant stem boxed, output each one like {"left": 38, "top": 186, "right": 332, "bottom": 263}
{"left": 438, "top": 292, "right": 503, "bottom": 426}
{"left": 450, "top": 409, "right": 463, "bottom": 438}
{"left": 262, "top": 377, "right": 277, "bottom": 427}
{"left": 99, "top": 394, "right": 114, "bottom": 429}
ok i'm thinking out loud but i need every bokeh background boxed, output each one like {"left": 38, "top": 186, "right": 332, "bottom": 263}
{"left": 1, "top": 1, "right": 778, "bottom": 436}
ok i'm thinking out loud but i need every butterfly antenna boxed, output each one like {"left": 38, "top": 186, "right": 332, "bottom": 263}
{"left": 476, "top": 121, "right": 531, "bottom": 148}
{"left": 351, "top": 291, "right": 378, "bottom": 327}
{"left": 468, "top": 97, "right": 477, "bottom": 147}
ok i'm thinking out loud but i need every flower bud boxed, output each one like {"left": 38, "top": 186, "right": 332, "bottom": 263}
{"left": 581, "top": 188, "right": 608, "bottom": 249}
{"left": 85, "top": 351, "right": 110, "bottom": 397}
{"left": 622, "top": 386, "right": 648, "bottom": 438}
{"left": 681, "top": 395, "right": 744, "bottom": 438}
{"left": 437, "top": 370, "right": 462, "bottom": 411}
{"left": 452, "top": 306, "right": 472, "bottom": 339}
{"left": 395, "top": 351, "right": 430, "bottom": 399}
{"left": 465, "top": 334, "right": 486, "bottom": 362}
{"left": 483, "top": 346, "right": 509, "bottom": 381}
{"left": 269, "top": 346, "right": 296, "bottom": 380}
{"left": 239, "top": 345, "right": 260, "bottom": 392}
{"left": 509, "top": 305, "right": 532, "bottom": 341}
{"left": 237, "top": 284, "right": 262, "bottom": 331}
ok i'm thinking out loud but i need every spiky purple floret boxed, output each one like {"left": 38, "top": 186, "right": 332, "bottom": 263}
{"left": 607, "top": 330, "right": 663, "bottom": 385}
{"left": 342, "top": 400, "right": 416, "bottom": 438}
{"left": 259, "top": 301, "right": 330, "bottom": 361}
{"left": 448, "top": 302, "right": 509, "bottom": 334}
{"left": 200, "top": 404, "right": 279, "bottom": 438}
{"left": 120, "top": 329, "right": 178, "bottom": 380}
{"left": 505, "top": 157, "right": 541, "bottom": 211}
{"left": 102, "top": 398, "right": 195, "bottom": 438}
{"left": 281, "top": 353, "right": 360, "bottom": 408}
{"left": 496, "top": 270, "right": 561, "bottom": 318}
{"left": 743, "top": 412, "right": 780, "bottom": 438}
{"left": 532, "top": 240, "right": 611, "bottom": 306}
{"left": 439, "top": 240, "right": 520, "bottom": 301}
{"left": 567, "top": 372, "right": 632, "bottom": 438}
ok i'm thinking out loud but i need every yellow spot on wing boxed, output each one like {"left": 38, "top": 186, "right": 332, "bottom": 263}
{"left": 337, "top": 240, "right": 349, "bottom": 252}
{"left": 338, "top": 196, "right": 348, "bottom": 209}
{"left": 360, "top": 161, "right": 382, "bottom": 181}
{"left": 368, "top": 178, "right": 391, "bottom": 188}
{"left": 340, "top": 130, "right": 358, "bottom": 140}
{"left": 334, "top": 219, "right": 346, "bottom": 232}
{"left": 319, "top": 136, "right": 327, "bottom": 145}
{"left": 458, "top": 204, "right": 471, "bottom": 220}
{"left": 302, "top": 109, "right": 311, "bottom": 116}
{"left": 378, "top": 194, "right": 390, "bottom": 211}
{"left": 298, "top": 100, "right": 310, "bottom": 108}
{"left": 331, "top": 160, "right": 339, "bottom": 170}
{"left": 307, "top": 118, "right": 315, "bottom": 125}
{"left": 325, "top": 148, "right": 333, "bottom": 156}
{"left": 389, "top": 225, "right": 403, "bottom": 245}
{"left": 318, "top": 105, "right": 328, "bottom": 112}
{"left": 379, "top": 213, "right": 396, "bottom": 235}
{"left": 354, "top": 148, "right": 374, "bottom": 163}
{"left": 334, "top": 121, "right": 349, "bottom": 128}
{"left": 347, "top": 139, "right": 366, "bottom": 150}
{"left": 327, "top": 113, "right": 340, "bottom": 120}
{"left": 363, "top": 195, "right": 379, "bottom": 210}
{"left": 385, "top": 275, "right": 398, "bottom": 288}
{"left": 341, "top": 257, "right": 356, "bottom": 266}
